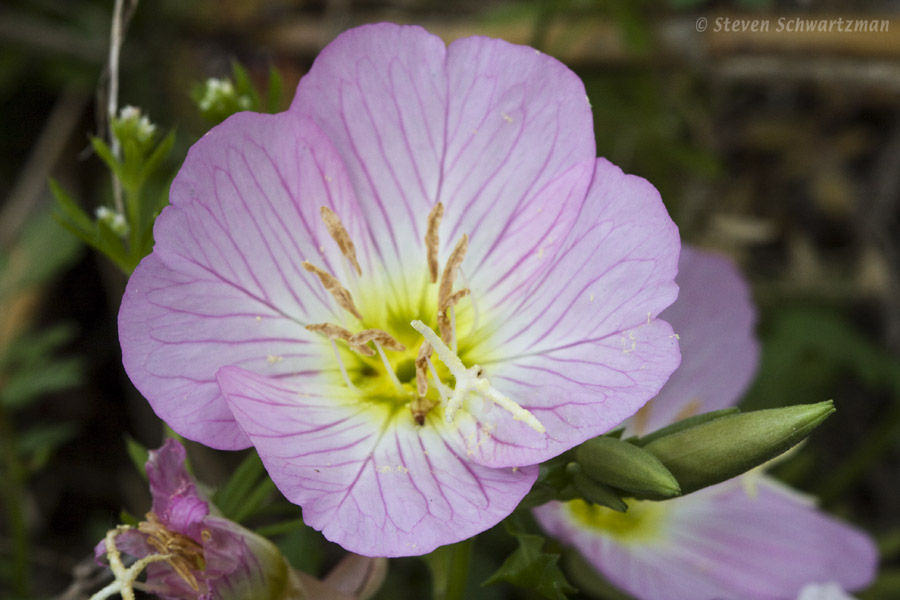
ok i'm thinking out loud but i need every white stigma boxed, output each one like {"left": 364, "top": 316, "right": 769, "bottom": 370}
{"left": 410, "top": 320, "right": 546, "bottom": 433}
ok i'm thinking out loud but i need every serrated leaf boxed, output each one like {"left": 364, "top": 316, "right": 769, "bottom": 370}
{"left": 484, "top": 530, "right": 577, "bottom": 600}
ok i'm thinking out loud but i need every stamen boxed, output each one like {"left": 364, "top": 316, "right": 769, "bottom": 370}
{"left": 411, "top": 341, "right": 437, "bottom": 425}
{"left": 330, "top": 339, "right": 358, "bottom": 390}
{"left": 438, "top": 235, "right": 468, "bottom": 309}
{"left": 348, "top": 329, "right": 406, "bottom": 352}
{"left": 91, "top": 526, "right": 176, "bottom": 600}
{"left": 410, "top": 319, "right": 546, "bottom": 433}
{"left": 439, "top": 288, "right": 470, "bottom": 312}
{"left": 138, "top": 513, "right": 205, "bottom": 591}
{"left": 302, "top": 261, "right": 363, "bottom": 320}
{"left": 374, "top": 341, "right": 405, "bottom": 394}
{"left": 306, "top": 322, "right": 374, "bottom": 356}
{"left": 415, "top": 341, "right": 432, "bottom": 398}
{"left": 437, "top": 234, "right": 468, "bottom": 344}
{"left": 320, "top": 206, "right": 362, "bottom": 276}
{"left": 437, "top": 288, "right": 469, "bottom": 350}
{"left": 425, "top": 356, "right": 452, "bottom": 403}
{"left": 425, "top": 202, "right": 444, "bottom": 283}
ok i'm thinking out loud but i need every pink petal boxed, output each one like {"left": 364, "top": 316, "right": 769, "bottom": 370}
{"left": 456, "top": 158, "right": 681, "bottom": 467}
{"left": 119, "top": 112, "right": 362, "bottom": 449}
{"left": 626, "top": 246, "right": 760, "bottom": 436}
{"left": 217, "top": 365, "right": 537, "bottom": 557}
{"left": 291, "top": 23, "right": 596, "bottom": 299}
{"left": 534, "top": 476, "right": 877, "bottom": 600}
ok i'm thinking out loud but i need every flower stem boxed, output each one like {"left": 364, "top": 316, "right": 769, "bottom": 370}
{"left": 426, "top": 538, "right": 474, "bottom": 600}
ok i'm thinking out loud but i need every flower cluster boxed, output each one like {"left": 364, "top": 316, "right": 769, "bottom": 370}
{"left": 119, "top": 23, "right": 682, "bottom": 556}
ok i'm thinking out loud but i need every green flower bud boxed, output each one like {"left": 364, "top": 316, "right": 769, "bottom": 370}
{"left": 642, "top": 401, "right": 835, "bottom": 495}
{"left": 575, "top": 436, "right": 681, "bottom": 500}
{"left": 567, "top": 463, "right": 628, "bottom": 512}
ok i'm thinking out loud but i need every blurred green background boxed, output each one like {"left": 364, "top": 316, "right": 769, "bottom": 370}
{"left": 1, "top": 0, "right": 899, "bottom": 598}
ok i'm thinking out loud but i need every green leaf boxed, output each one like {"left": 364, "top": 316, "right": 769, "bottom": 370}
{"left": 17, "top": 422, "right": 78, "bottom": 473}
{"left": 125, "top": 435, "right": 150, "bottom": 481}
{"left": 90, "top": 137, "right": 124, "bottom": 180}
{"left": 266, "top": 65, "right": 284, "bottom": 113}
{"left": 0, "top": 357, "right": 83, "bottom": 409}
{"left": 213, "top": 449, "right": 268, "bottom": 521}
{"left": 484, "top": 528, "right": 577, "bottom": 600}
{"left": 50, "top": 179, "right": 94, "bottom": 232}
{"left": 231, "top": 60, "right": 261, "bottom": 109}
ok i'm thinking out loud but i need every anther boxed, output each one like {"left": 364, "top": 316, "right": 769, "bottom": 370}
{"left": 438, "top": 288, "right": 470, "bottom": 349}
{"left": 305, "top": 322, "right": 374, "bottom": 356}
{"left": 437, "top": 234, "right": 468, "bottom": 344}
{"left": 411, "top": 341, "right": 438, "bottom": 425}
{"left": 137, "top": 513, "right": 205, "bottom": 592}
{"left": 302, "top": 261, "right": 363, "bottom": 320}
{"left": 320, "top": 206, "right": 362, "bottom": 276}
{"left": 348, "top": 329, "right": 406, "bottom": 352}
{"left": 439, "top": 288, "right": 470, "bottom": 312}
{"left": 415, "top": 341, "right": 432, "bottom": 398}
{"left": 425, "top": 202, "right": 444, "bottom": 283}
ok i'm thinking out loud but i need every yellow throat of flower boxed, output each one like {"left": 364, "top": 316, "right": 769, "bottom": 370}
{"left": 301, "top": 203, "right": 546, "bottom": 434}
{"left": 567, "top": 498, "right": 669, "bottom": 544}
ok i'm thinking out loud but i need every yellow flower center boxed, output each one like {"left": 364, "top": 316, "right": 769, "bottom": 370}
{"left": 302, "top": 204, "right": 545, "bottom": 432}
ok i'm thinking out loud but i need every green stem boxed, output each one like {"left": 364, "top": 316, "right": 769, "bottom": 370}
{"left": 426, "top": 538, "right": 474, "bottom": 600}
{"left": 0, "top": 405, "right": 30, "bottom": 597}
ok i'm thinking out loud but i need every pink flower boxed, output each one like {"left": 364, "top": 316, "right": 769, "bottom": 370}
{"left": 94, "top": 439, "right": 302, "bottom": 600}
{"left": 119, "top": 23, "right": 681, "bottom": 556}
{"left": 534, "top": 247, "right": 878, "bottom": 599}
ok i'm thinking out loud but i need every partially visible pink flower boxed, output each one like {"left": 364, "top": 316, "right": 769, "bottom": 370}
{"left": 119, "top": 23, "right": 681, "bottom": 556}
{"left": 94, "top": 439, "right": 302, "bottom": 600}
{"left": 534, "top": 247, "right": 878, "bottom": 599}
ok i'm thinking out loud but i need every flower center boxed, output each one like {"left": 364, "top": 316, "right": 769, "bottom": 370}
{"left": 302, "top": 204, "right": 545, "bottom": 433}
{"left": 138, "top": 512, "right": 207, "bottom": 591}
{"left": 566, "top": 498, "right": 668, "bottom": 544}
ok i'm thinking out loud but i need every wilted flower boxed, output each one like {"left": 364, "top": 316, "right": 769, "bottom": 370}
{"left": 93, "top": 439, "right": 304, "bottom": 600}
{"left": 119, "top": 23, "right": 681, "bottom": 556}
{"left": 534, "top": 247, "right": 878, "bottom": 599}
